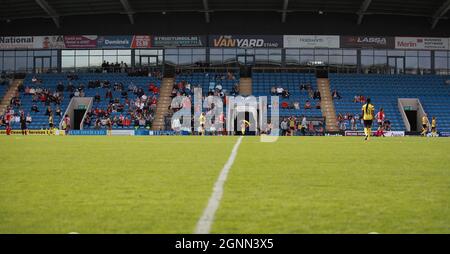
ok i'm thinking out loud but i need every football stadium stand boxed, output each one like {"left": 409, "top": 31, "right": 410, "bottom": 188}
{"left": 3, "top": 73, "right": 160, "bottom": 130}
{"left": 329, "top": 74, "right": 450, "bottom": 132}
{"left": 252, "top": 72, "right": 321, "bottom": 118}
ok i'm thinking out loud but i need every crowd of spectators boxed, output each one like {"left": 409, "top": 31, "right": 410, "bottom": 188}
{"left": 279, "top": 116, "right": 324, "bottom": 136}
{"left": 84, "top": 79, "right": 159, "bottom": 130}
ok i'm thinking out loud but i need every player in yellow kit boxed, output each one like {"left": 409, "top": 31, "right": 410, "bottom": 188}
{"left": 240, "top": 119, "right": 250, "bottom": 136}
{"left": 431, "top": 116, "right": 437, "bottom": 137}
{"left": 198, "top": 112, "right": 206, "bottom": 136}
{"left": 361, "top": 98, "right": 375, "bottom": 141}
{"left": 421, "top": 114, "right": 429, "bottom": 137}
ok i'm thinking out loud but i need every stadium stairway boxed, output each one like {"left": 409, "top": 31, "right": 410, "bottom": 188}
{"left": 0, "top": 79, "right": 22, "bottom": 115}
{"left": 239, "top": 77, "right": 252, "bottom": 96}
{"left": 317, "top": 78, "right": 339, "bottom": 132}
{"left": 152, "top": 77, "right": 174, "bottom": 131}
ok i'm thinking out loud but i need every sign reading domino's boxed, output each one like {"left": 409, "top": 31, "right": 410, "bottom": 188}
{"left": 69, "top": 130, "right": 107, "bottom": 135}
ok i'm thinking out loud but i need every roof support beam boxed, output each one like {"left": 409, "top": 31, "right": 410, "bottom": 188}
{"left": 431, "top": 0, "right": 450, "bottom": 29}
{"left": 120, "top": 0, "right": 135, "bottom": 24}
{"left": 202, "top": 0, "right": 210, "bottom": 23}
{"left": 357, "top": 0, "right": 372, "bottom": 25}
{"left": 35, "top": 0, "right": 60, "bottom": 28}
{"left": 281, "top": 0, "right": 289, "bottom": 23}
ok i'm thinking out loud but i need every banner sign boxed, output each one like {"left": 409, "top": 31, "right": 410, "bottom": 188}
{"left": 134, "top": 129, "right": 149, "bottom": 136}
{"left": 384, "top": 131, "right": 405, "bottom": 137}
{"left": 69, "top": 129, "right": 107, "bottom": 135}
{"left": 341, "top": 36, "right": 395, "bottom": 49}
{"left": 439, "top": 132, "right": 450, "bottom": 137}
{"left": 209, "top": 35, "right": 283, "bottom": 48}
{"left": 0, "top": 36, "right": 65, "bottom": 49}
{"left": 131, "top": 35, "right": 152, "bottom": 48}
{"left": 395, "top": 37, "right": 449, "bottom": 50}
{"left": 149, "top": 130, "right": 176, "bottom": 136}
{"left": 111, "top": 130, "right": 135, "bottom": 136}
{"left": 152, "top": 36, "right": 206, "bottom": 47}
{"left": 97, "top": 35, "right": 133, "bottom": 48}
{"left": 0, "top": 130, "right": 52, "bottom": 135}
{"left": 64, "top": 35, "right": 98, "bottom": 48}
{"left": 283, "top": 35, "right": 340, "bottom": 48}
{"left": 344, "top": 131, "right": 365, "bottom": 136}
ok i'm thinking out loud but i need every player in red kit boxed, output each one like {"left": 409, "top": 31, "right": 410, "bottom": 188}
{"left": 375, "top": 108, "right": 385, "bottom": 137}
{"left": 5, "top": 111, "right": 12, "bottom": 135}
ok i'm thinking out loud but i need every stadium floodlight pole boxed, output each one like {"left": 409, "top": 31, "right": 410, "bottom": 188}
{"left": 120, "top": 0, "right": 135, "bottom": 25}
{"left": 35, "top": 0, "right": 60, "bottom": 28}
{"left": 281, "top": 0, "right": 289, "bottom": 23}
{"left": 356, "top": 0, "right": 372, "bottom": 25}
{"left": 431, "top": 0, "right": 450, "bottom": 29}
{"left": 202, "top": 0, "right": 211, "bottom": 23}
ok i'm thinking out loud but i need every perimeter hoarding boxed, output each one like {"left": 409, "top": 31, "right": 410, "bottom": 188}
{"left": 152, "top": 36, "right": 206, "bottom": 47}
{"left": 0, "top": 36, "right": 65, "bottom": 49}
{"left": 283, "top": 35, "right": 340, "bottom": 48}
{"left": 97, "top": 36, "right": 133, "bottom": 48}
{"left": 209, "top": 35, "right": 283, "bottom": 48}
{"left": 395, "top": 37, "right": 449, "bottom": 50}
{"left": 341, "top": 36, "right": 395, "bottom": 49}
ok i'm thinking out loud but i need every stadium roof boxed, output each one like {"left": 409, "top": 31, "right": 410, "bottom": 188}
{"left": 0, "top": 0, "right": 449, "bottom": 29}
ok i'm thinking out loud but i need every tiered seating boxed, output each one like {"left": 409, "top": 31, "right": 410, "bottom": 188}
{"left": 252, "top": 72, "right": 321, "bottom": 117}
{"left": 0, "top": 84, "right": 7, "bottom": 101}
{"left": 175, "top": 72, "right": 240, "bottom": 96}
{"left": 6, "top": 73, "right": 160, "bottom": 130}
{"left": 329, "top": 74, "right": 450, "bottom": 131}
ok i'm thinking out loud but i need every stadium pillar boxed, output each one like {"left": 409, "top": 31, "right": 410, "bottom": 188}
{"left": 357, "top": 49, "right": 362, "bottom": 74}
{"left": 57, "top": 49, "right": 62, "bottom": 73}
{"left": 431, "top": 51, "right": 436, "bottom": 75}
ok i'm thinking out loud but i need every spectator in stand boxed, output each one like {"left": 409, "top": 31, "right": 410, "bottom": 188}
{"left": 315, "top": 100, "right": 321, "bottom": 109}
{"left": 45, "top": 106, "right": 52, "bottom": 116}
{"left": 308, "top": 88, "right": 314, "bottom": 99}
{"left": 281, "top": 101, "right": 289, "bottom": 109}
{"left": 313, "top": 90, "right": 321, "bottom": 100}
{"left": 276, "top": 86, "right": 284, "bottom": 96}
{"left": 31, "top": 104, "right": 39, "bottom": 113}
{"left": 332, "top": 89, "right": 341, "bottom": 100}
{"left": 55, "top": 106, "right": 62, "bottom": 117}
{"left": 26, "top": 113, "right": 32, "bottom": 124}
{"left": 105, "top": 89, "right": 113, "bottom": 100}
{"left": 270, "top": 86, "right": 276, "bottom": 95}
{"left": 94, "top": 93, "right": 101, "bottom": 103}
{"left": 304, "top": 100, "right": 312, "bottom": 109}
{"left": 57, "top": 82, "right": 64, "bottom": 92}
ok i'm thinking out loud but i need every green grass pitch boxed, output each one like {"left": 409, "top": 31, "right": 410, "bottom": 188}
{"left": 0, "top": 136, "right": 449, "bottom": 234}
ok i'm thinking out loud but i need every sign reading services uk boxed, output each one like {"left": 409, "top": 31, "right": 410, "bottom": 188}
{"left": 209, "top": 35, "right": 282, "bottom": 48}
{"left": 341, "top": 36, "right": 395, "bottom": 49}
{"left": 152, "top": 36, "right": 206, "bottom": 47}
{"left": 283, "top": 35, "right": 340, "bottom": 48}
{"left": 395, "top": 37, "right": 449, "bottom": 50}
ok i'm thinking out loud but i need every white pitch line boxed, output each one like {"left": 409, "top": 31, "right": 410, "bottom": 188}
{"left": 194, "top": 136, "right": 244, "bottom": 234}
